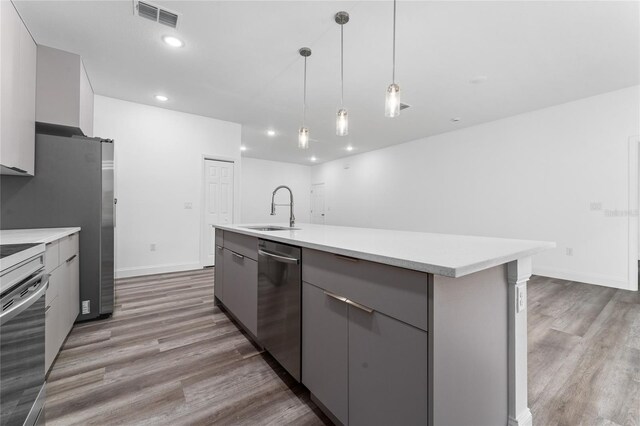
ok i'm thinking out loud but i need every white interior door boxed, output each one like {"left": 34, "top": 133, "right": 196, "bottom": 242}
{"left": 311, "top": 183, "right": 325, "bottom": 224}
{"left": 202, "top": 159, "right": 234, "bottom": 267}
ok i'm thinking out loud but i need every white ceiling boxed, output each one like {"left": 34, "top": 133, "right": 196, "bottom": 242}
{"left": 15, "top": 1, "right": 639, "bottom": 165}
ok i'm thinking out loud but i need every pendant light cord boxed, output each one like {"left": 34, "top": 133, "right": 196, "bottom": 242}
{"left": 340, "top": 24, "right": 344, "bottom": 107}
{"left": 392, "top": 0, "right": 396, "bottom": 84}
{"left": 303, "top": 56, "right": 307, "bottom": 126}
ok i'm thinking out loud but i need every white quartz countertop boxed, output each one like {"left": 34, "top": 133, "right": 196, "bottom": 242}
{"left": 215, "top": 223, "right": 555, "bottom": 278}
{"left": 1, "top": 227, "right": 81, "bottom": 245}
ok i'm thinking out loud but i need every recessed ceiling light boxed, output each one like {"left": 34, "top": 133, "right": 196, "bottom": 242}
{"left": 240, "top": 146, "right": 247, "bottom": 151}
{"left": 266, "top": 129, "right": 276, "bottom": 137}
{"left": 346, "top": 145, "right": 354, "bottom": 152}
{"left": 310, "top": 156, "right": 317, "bottom": 162}
{"left": 155, "top": 95, "right": 168, "bottom": 102}
{"left": 162, "top": 35, "right": 184, "bottom": 48}
{"left": 450, "top": 117, "right": 461, "bottom": 123}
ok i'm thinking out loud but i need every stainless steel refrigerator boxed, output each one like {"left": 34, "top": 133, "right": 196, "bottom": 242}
{"left": 1, "top": 130, "right": 115, "bottom": 321}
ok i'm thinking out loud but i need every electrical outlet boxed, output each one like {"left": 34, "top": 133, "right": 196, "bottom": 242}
{"left": 590, "top": 202, "right": 602, "bottom": 211}
{"left": 184, "top": 202, "right": 193, "bottom": 209}
{"left": 516, "top": 286, "right": 526, "bottom": 313}
{"left": 566, "top": 247, "right": 573, "bottom": 256}
{"left": 82, "top": 300, "right": 90, "bottom": 314}
{"left": 150, "top": 243, "right": 157, "bottom": 252}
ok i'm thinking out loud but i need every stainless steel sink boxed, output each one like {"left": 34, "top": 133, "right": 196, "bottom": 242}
{"left": 242, "top": 226, "right": 300, "bottom": 231}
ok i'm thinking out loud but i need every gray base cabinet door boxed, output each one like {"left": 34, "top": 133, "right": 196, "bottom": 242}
{"left": 348, "top": 308, "right": 428, "bottom": 426}
{"left": 302, "top": 282, "right": 348, "bottom": 425}
{"left": 223, "top": 249, "right": 258, "bottom": 336}
{"left": 214, "top": 245, "right": 224, "bottom": 302}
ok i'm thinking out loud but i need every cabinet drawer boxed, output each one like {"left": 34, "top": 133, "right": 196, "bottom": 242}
{"left": 302, "top": 248, "right": 428, "bottom": 331}
{"left": 222, "top": 248, "right": 258, "bottom": 336}
{"left": 224, "top": 231, "right": 258, "bottom": 261}
{"left": 215, "top": 228, "right": 224, "bottom": 249}
{"left": 59, "top": 232, "right": 79, "bottom": 264}
{"left": 45, "top": 241, "right": 59, "bottom": 273}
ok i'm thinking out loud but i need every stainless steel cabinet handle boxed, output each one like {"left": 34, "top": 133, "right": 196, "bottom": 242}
{"left": 323, "top": 291, "right": 373, "bottom": 314}
{"left": 345, "top": 298, "right": 374, "bottom": 314}
{"left": 66, "top": 254, "right": 77, "bottom": 263}
{"left": 258, "top": 249, "right": 299, "bottom": 264}
{"left": 231, "top": 252, "right": 244, "bottom": 260}
{"left": 45, "top": 305, "right": 51, "bottom": 314}
{"left": 216, "top": 245, "right": 223, "bottom": 250}
{"left": 323, "top": 290, "right": 347, "bottom": 303}
{"left": 334, "top": 254, "right": 359, "bottom": 262}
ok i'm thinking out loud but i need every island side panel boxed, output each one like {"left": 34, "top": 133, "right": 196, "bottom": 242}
{"left": 430, "top": 264, "right": 508, "bottom": 426}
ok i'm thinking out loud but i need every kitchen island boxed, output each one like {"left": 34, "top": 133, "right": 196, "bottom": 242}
{"left": 213, "top": 223, "right": 554, "bottom": 426}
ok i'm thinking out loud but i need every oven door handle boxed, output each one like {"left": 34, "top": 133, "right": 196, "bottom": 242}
{"left": 0, "top": 273, "right": 49, "bottom": 325}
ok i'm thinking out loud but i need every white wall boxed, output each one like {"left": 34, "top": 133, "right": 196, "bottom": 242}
{"left": 93, "top": 96, "right": 242, "bottom": 278}
{"left": 312, "top": 86, "right": 640, "bottom": 290}
{"left": 241, "top": 157, "right": 311, "bottom": 224}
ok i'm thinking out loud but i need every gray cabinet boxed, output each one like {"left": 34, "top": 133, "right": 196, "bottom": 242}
{"left": 302, "top": 282, "right": 348, "bottom": 425}
{"left": 36, "top": 45, "right": 94, "bottom": 136}
{"left": 302, "top": 272, "right": 428, "bottom": 425}
{"left": 349, "top": 307, "right": 428, "bottom": 426}
{"left": 0, "top": 1, "right": 37, "bottom": 176}
{"left": 214, "top": 244, "right": 225, "bottom": 302}
{"left": 222, "top": 248, "right": 258, "bottom": 337}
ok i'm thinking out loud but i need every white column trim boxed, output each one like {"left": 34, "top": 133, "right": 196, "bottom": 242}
{"left": 507, "top": 257, "right": 533, "bottom": 426}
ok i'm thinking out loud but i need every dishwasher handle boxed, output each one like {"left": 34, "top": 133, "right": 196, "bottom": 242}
{"left": 258, "top": 249, "right": 300, "bottom": 265}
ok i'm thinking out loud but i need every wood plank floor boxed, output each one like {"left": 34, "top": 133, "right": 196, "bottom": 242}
{"left": 44, "top": 270, "right": 639, "bottom": 425}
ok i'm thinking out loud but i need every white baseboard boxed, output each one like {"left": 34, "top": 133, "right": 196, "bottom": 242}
{"left": 533, "top": 266, "right": 632, "bottom": 290}
{"left": 508, "top": 409, "right": 533, "bottom": 426}
{"left": 116, "top": 262, "right": 204, "bottom": 279}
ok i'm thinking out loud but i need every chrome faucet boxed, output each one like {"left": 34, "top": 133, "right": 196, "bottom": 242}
{"left": 271, "top": 185, "right": 295, "bottom": 228}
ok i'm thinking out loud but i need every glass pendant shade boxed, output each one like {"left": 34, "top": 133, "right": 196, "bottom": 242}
{"left": 385, "top": 83, "right": 401, "bottom": 118}
{"left": 336, "top": 108, "right": 348, "bottom": 136}
{"left": 298, "top": 127, "right": 310, "bottom": 149}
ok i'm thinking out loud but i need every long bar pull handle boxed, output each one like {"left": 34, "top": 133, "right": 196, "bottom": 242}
{"left": 345, "top": 298, "right": 374, "bottom": 314}
{"left": 216, "top": 245, "right": 223, "bottom": 250}
{"left": 66, "top": 254, "right": 77, "bottom": 263}
{"left": 334, "top": 254, "right": 359, "bottom": 262}
{"left": 231, "top": 252, "right": 245, "bottom": 260}
{"left": 258, "top": 249, "right": 300, "bottom": 264}
{"left": 323, "top": 290, "right": 347, "bottom": 303}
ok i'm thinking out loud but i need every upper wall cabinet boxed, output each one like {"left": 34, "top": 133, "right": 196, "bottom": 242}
{"left": 0, "top": 1, "right": 37, "bottom": 176}
{"left": 36, "top": 45, "right": 94, "bottom": 137}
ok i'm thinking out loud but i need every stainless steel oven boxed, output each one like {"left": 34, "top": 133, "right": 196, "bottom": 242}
{"left": 0, "top": 266, "right": 49, "bottom": 426}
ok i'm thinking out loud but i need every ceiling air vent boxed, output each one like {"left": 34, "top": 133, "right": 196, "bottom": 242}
{"left": 134, "top": 1, "right": 179, "bottom": 29}
{"left": 158, "top": 9, "right": 179, "bottom": 28}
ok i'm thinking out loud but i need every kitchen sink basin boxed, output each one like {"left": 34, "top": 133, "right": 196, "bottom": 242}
{"left": 242, "top": 226, "right": 300, "bottom": 231}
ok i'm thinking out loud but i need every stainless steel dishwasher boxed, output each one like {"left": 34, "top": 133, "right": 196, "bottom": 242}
{"left": 257, "top": 239, "right": 302, "bottom": 381}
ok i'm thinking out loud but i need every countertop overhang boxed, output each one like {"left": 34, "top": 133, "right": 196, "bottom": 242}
{"left": 1, "top": 227, "right": 82, "bottom": 245}
{"left": 214, "top": 223, "right": 555, "bottom": 278}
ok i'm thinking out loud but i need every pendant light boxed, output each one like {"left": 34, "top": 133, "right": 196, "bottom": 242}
{"left": 385, "top": 0, "right": 400, "bottom": 118}
{"left": 335, "top": 11, "right": 350, "bottom": 136}
{"left": 298, "top": 47, "right": 312, "bottom": 149}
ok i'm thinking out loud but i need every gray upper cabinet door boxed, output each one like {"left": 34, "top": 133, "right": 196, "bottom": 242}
{"left": 214, "top": 244, "right": 225, "bottom": 302}
{"left": 222, "top": 248, "right": 258, "bottom": 336}
{"left": 348, "top": 307, "right": 428, "bottom": 426}
{"left": 302, "top": 282, "right": 349, "bottom": 425}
